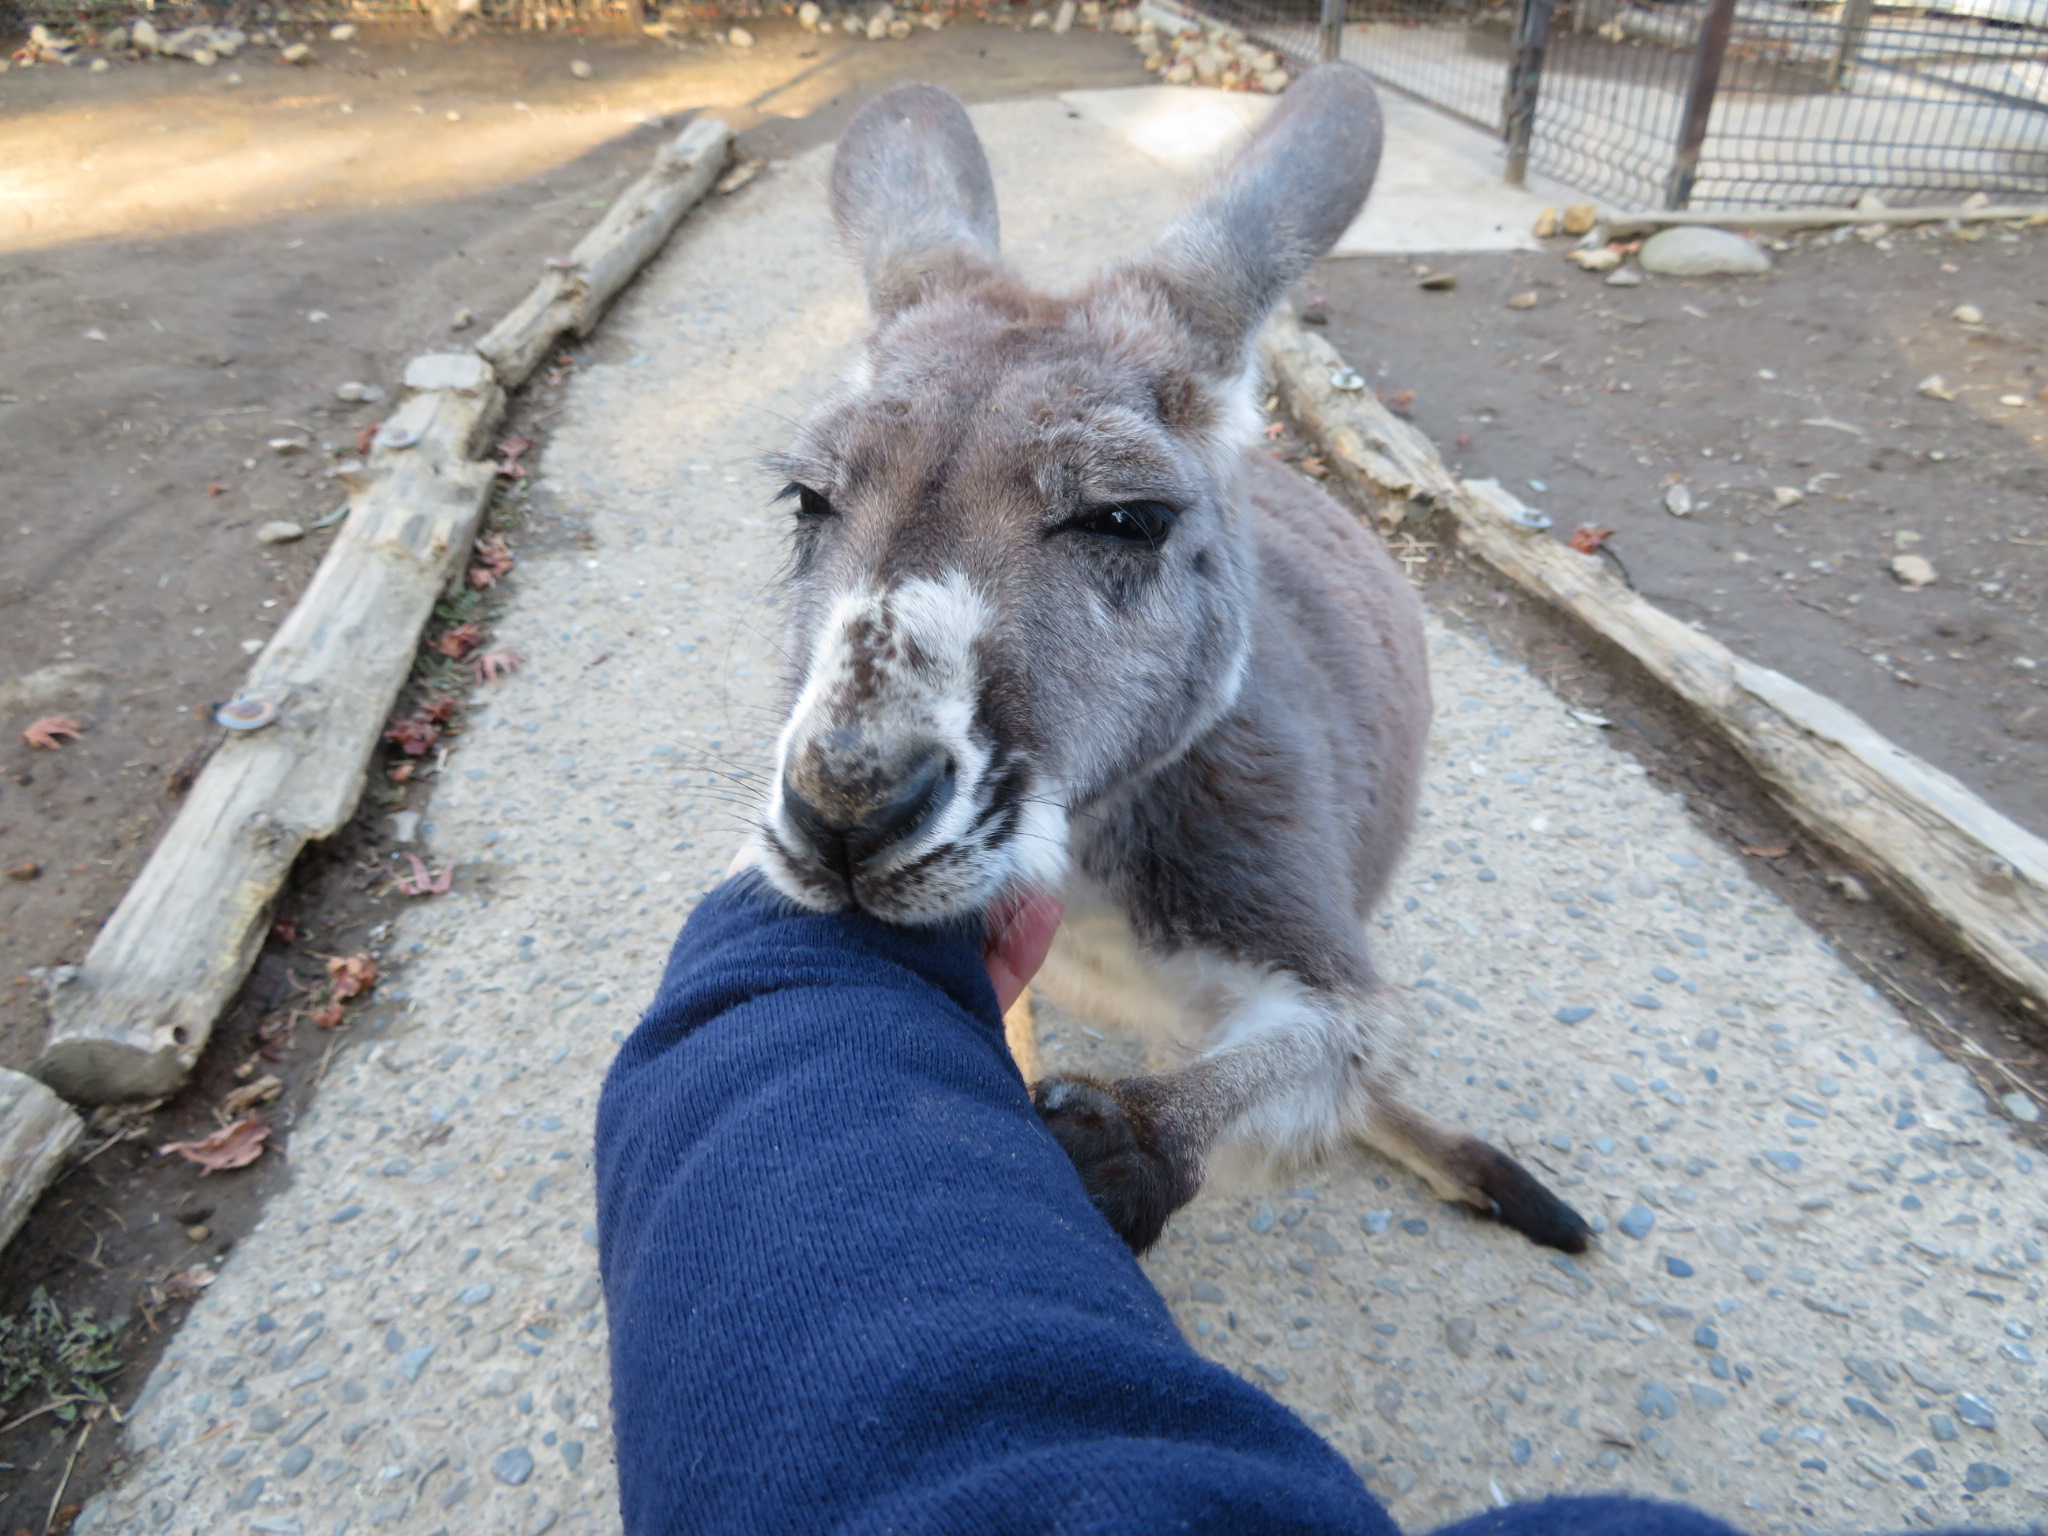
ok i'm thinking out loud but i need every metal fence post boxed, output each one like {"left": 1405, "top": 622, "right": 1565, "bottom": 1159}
{"left": 1827, "top": 0, "right": 1876, "bottom": 89}
{"left": 1664, "top": 0, "right": 1740, "bottom": 208}
{"left": 1319, "top": 0, "right": 1344, "bottom": 63}
{"left": 1502, "top": 0, "right": 1556, "bottom": 187}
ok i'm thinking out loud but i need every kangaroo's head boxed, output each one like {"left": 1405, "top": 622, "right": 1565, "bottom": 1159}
{"left": 755, "top": 67, "right": 1382, "bottom": 922}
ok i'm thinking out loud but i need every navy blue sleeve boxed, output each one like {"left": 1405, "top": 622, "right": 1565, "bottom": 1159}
{"left": 594, "top": 877, "right": 1760, "bottom": 1536}
{"left": 595, "top": 875, "right": 1401, "bottom": 1535}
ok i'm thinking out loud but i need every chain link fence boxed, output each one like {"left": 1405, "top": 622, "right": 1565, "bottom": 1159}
{"left": 1185, "top": 0, "right": 2048, "bottom": 208}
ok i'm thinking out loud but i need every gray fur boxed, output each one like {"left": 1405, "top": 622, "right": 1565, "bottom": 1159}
{"left": 754, "top": 70, "right": 1588, "bottom": 1254}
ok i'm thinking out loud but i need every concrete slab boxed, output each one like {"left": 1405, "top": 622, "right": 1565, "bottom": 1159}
{"left": 1061, "top": 83, "right": 1576, "bottom": 254}
{"left": 75, "top": 92, "right": 2047, "bottom": 1536}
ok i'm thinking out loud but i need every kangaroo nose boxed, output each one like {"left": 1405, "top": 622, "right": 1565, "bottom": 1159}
{"left": 782, "top": 747, "right": 955, "bottom": 876}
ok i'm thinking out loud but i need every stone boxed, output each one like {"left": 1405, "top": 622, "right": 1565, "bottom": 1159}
{"left": 1566, "top": 247, "right": 1621, "bottom": 273}
{"left": 728, "top": 26, "right": 755, "bottom": 45}
{"left": 1663, "top": 483, "right": 1694, "bottom": 517}
{"left": 1891, "top": 554, "right": 1936, "bottom": 587}
{"left": 1605, "top": 266, "right": 1643, "bottom": 288}
{"left": 280, "top": 43, "right": 313, "bottom": 64}
{"left": 1053, "top": 0, "right": 1078, "bottom": 31}
{"left": 256, "top": 521, "right": 305, "bottom": 545}
{"left": 1560, "top": 205, "right": 1598, "bottom": 236}
{"left": 334, "top": 381, "right": 384, "bottom": 404}
{"left": 1532, "top": 208, "right": 1559, "bottom": 238}
{"left": 1953, "top": 1393, "right": 1994, "bottom": 1430}
{"left": 569, "top": 59, "right": 592, "bottom": 78}
{"left": 2002, "top": 1091, "right": 2041, "bottom": 1123}
{"left": 1638, "top": 227, "right": 1771, "bottom": 277}
{"left": 1950, "top": 303, "right": 1982, "bottom": 325}
{"left": 1444, "top": 1316, "right": 1476, "bottom": 1358}
{"left": 1962, "top": 1462, "right": 2009, "bottom": 1492}
{"left": 1773, "top": 486, "right": 1804, "bottom": 508}
{"left": 1554, "top": 1005, "right": 1594, "bottom": 1024}
{"left": 491, "top": 1446, "right": 535, "bottom": 1486}
{"left": 1618, "top": 1205, "right": 1655, "bottom": 1240}
{"left": 1638, "top": 1381, "right": 1677, "bottom": 1419}
{"left": 1163, "top": 61, "right": 1194, "bottom": 84}
{"left": 329, "top": 23, "right": 358, "bottom": 39}
{"left": 1916, "top": 374, "right": 1955, "bottom": 400}
{"left": 404, "top": 352, "right": 493, "bottom": 395}
{"left": 1507, "top": 291, "right": 1539, "bottom": 310}
{"left": 1663, "top": 1256, "right": 1693, "bottom": 1278}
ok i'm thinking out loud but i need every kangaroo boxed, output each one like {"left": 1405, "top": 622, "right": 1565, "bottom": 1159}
{"left": 748, "top": 66, "right": 1591, "bottom": 1258}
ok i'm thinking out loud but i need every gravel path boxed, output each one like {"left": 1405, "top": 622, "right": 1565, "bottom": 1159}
{"left": 76, "top": 90, "right": 2046, "bottom": 1536}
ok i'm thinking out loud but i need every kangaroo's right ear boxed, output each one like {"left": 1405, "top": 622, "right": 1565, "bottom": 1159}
{"left": 830, "top": 84, "right": 1003, "bottom": 319}
{"left": 1137, "top": 64, "right": 1383, "bottom": 376}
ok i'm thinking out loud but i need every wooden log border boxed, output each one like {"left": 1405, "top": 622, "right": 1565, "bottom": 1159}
{"left": 31, "top": 117, "right": 731, "bottom": 1113}
{"left": 0, "top": 1069, "right": 82, "bottom": 1254}
{"left": 1262, "top": 310, "right": 2048, "bottom": 1031}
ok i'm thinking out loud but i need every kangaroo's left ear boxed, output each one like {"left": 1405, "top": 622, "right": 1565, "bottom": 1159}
{"left": 1132, "top": 64, "right": 1383, "bottom": 376}
{"left": 829, "top": 83, "right": 1005, "bottom": 318}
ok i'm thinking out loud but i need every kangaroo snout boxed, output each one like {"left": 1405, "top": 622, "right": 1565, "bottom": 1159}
{"left": 780, "top": 742, "right": 956, "bottom": 881}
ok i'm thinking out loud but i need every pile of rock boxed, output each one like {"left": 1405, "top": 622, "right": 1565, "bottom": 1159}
{"left": 1123, "top": 5, "right": 1292, "bottom": 93}
{"left": 797, "top": 1, "right": 951, "bottom": 37}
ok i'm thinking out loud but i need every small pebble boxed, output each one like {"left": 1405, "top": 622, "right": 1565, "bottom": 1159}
{"left": 1554, "top": 1005, "right": 1594, "bottom": 1024}
{"left": 1618, "top": 1205, "right": 1656, "bottom": 1240}
{"left": 492, "top": 1446, "right": 536, "bottom": 1485}
{"left": 569, "top": 58, "right": 592, "bottom": 78}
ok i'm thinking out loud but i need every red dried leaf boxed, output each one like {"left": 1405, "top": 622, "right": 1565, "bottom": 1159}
{"left": 1379, "top": 388, "right": 1416, "bottom": 416}
{"left": 394, "top": 852, "right": 455, "bottom": 896}
{"left": 493, "top": 436, "right": 534, "bottom": 479}
{"left": 1569, "top": 526, "right": 1617, "bottom": 555}
{"left": 418, "top": 695, "right": 459, "bottom": 725}
{"left": 388, "top": 762, "right": 416, "bottom": 784}
{"left": 1262, "top": 420, "right": 1286, "bottom": 441}
{"left": 327, "top": 953, "right": 378, "bottom": 1000}
{"left": 472, "top": 651, "right": 523, "bottom": 684}
{"left": 431, "top": 623, "right": 483, "bottom": 658}
{"left": 311, "top": 1002, "right": 346, "bottom": 1030}
{"left": 22, "top": 715, "right": 84, "bottom": 749}
{"left": 384, "top": 716, "right": 441, "bottom": 756}
{"left": 356, "top": 421, "right": 383, "bottom": 456}
{"left": 467, "top": 534, "right": 515, "bottom": 589}
{"left": 159, "top": 1118, "right": 269, "bottom": 1174}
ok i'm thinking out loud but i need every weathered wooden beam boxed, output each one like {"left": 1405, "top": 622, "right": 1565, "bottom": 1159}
{"left": 476, "top": 115, "right": 731, "bottom": 390}
{"left": 1, "top": 1068, "right": 83, "bottom": 1253}
{"left": 1261, "top": 310, "right": 2048, "bottom": 1020}
{"left": 37, "top": 363, "right": 502, "bottom": 1104}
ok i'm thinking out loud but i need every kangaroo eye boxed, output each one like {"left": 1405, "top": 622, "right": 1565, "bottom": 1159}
{"left": 1074, "top": 501, "right": 1177, "bottom": 544}
{"left": 785, "top": 484, "right": 835, "bottom": 520}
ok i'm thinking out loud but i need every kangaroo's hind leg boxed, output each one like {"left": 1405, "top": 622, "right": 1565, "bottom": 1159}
{"left": 1033, "top": 972, "right": 1590, "bottom": 1255}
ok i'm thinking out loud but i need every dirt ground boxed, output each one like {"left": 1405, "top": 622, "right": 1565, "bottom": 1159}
{"left": 1307, "top": 224, "right": 2048, "bottom": 839}
{"left": 0, "top": 17, "right": 1148, "bottom": 1524}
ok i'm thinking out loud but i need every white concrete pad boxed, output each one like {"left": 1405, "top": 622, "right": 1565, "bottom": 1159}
{"left": 1060, "top": 83, "right": 1580, "bottom": 255}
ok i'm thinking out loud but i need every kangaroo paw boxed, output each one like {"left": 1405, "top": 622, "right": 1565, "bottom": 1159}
{"left": 1031, "top": 1075, "right": 1194, "bottom": 1254}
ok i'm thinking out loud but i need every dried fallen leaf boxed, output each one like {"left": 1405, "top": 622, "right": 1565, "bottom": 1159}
{"left": 388, "top": 762, "right": 417, "bottom": 784}
{"left": 7, "top": 860, "right": 40, "bottom": 882}
{"left": 159, "top": 1117, "right": 269, "bottom": 1174}
{"left": 472, "top": 650, "right": 523, "bottom": 684}
{"left": 393, "top": 853, "right": 455, "bottom": 896}
{"left": 221, "top": 1073, "right": 284, "bottom": 1117}
{"left": 22, "top": 715, "right": 84, "bottom": 749}
{"left": 1741, "top": 843, "right": 1792, "bottom": 858}
{"left": 493, "top": 436, "right": 534, "bottom": 478}
{"left": 1569, "top": 525, "right": 1616, "bottom": 555}
{"left": 163, "top": 1267, "right": 218, "bottom": 1300}
{"left": 1297, "top": 456, "right": 1329, "bottom": 479}
{"left": 431, "top": 622, "right": 483, "bottom": 658}
{"left": 1262, "top": 420, "right": 1286, "bottom": 441}
{"left": 384, "top": 716, "right": 441, "bottom": 756}
{"left": 311, "top": 1002, "right": 346, "bottom": 1030}
{"left": 1379, "top": 388, "right": 1416, "bottom": 415}
{"left": 355, "top": 421, "right": 383, "bottom": 456}
{"left": 467, "top": 534, "right": 515, "bottom": 589}
{"left": 328, "top": 953, "right": 378, "bottom": 1000}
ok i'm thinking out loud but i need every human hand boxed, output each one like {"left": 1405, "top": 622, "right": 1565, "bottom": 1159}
{"left": 981, "top": 888, "right": 1062, "bottom": 1015}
